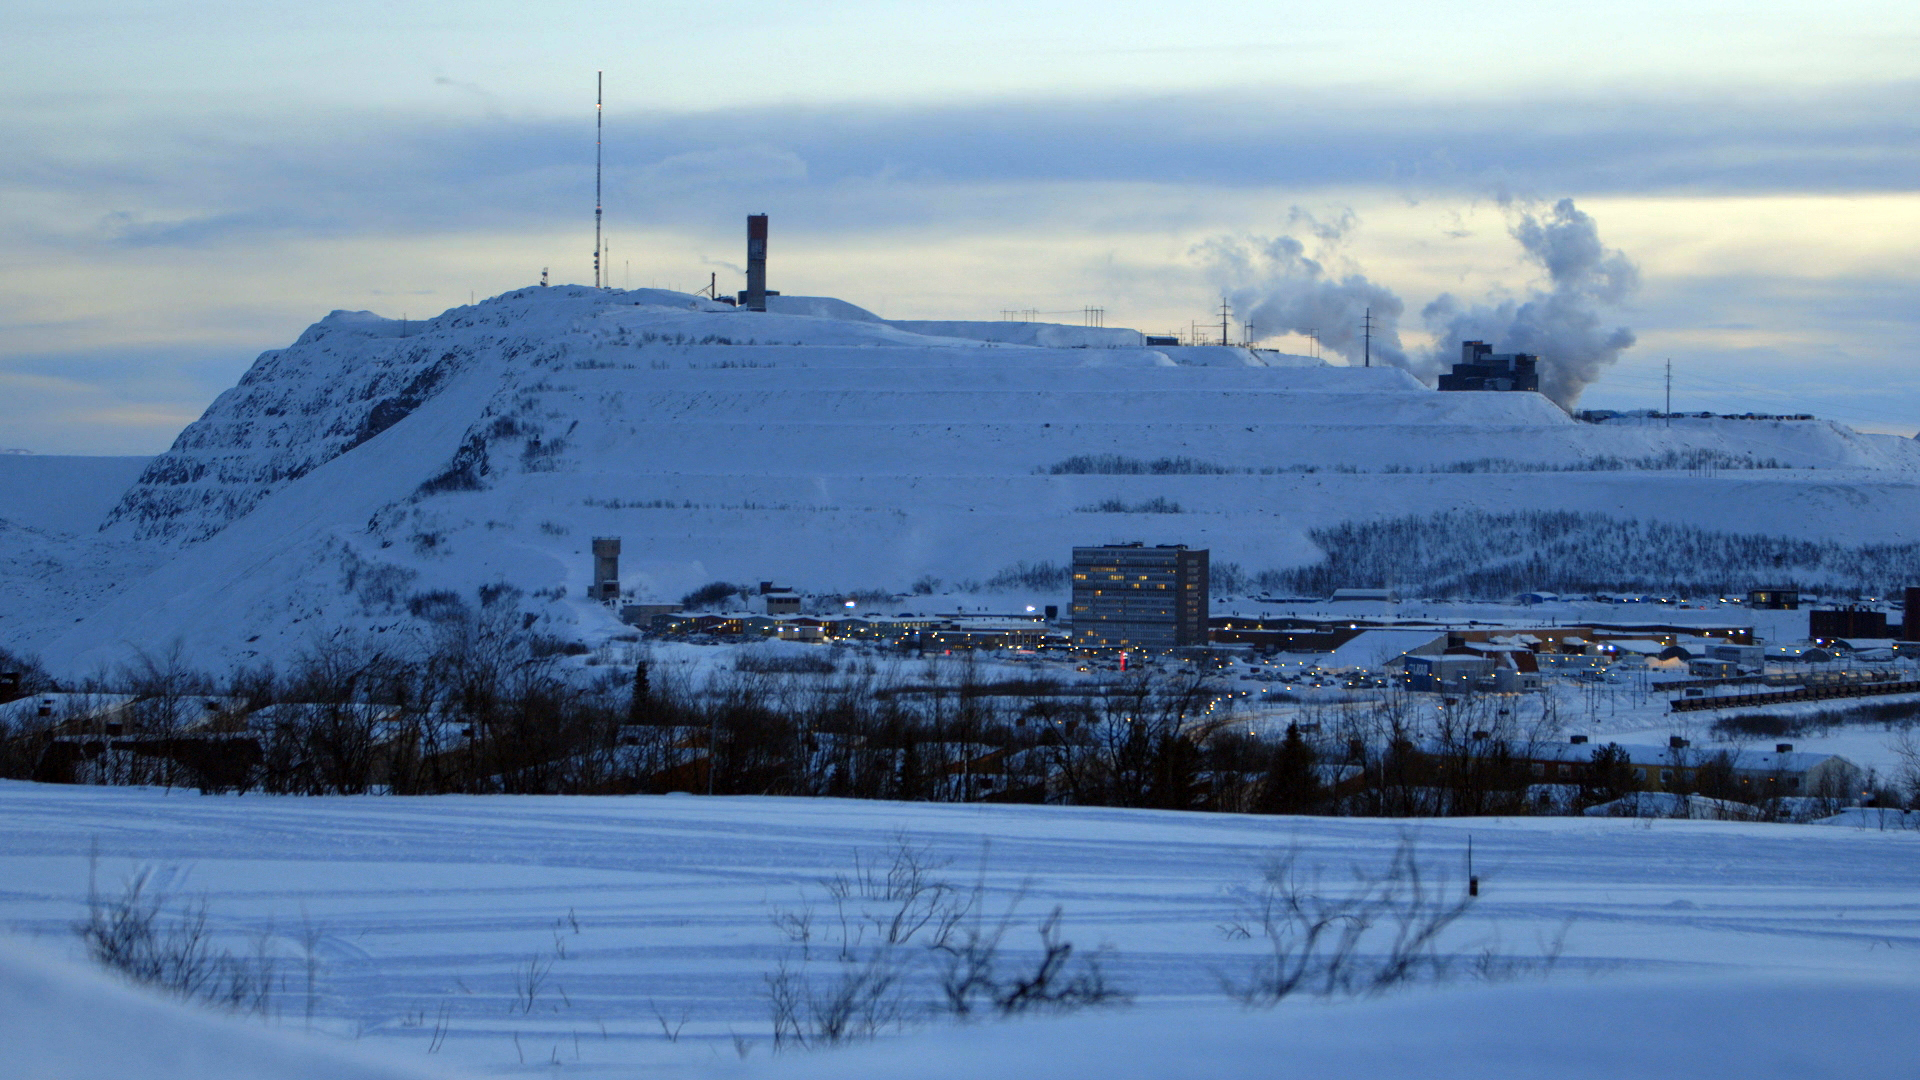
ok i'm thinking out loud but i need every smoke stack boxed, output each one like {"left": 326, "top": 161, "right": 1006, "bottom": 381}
{"left": 745, "top": 214, "right": 768, "bottom": 312}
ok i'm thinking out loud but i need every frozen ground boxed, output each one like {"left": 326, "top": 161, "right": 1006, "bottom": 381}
{"left": 2, "top": 782, "right": 1917, "bottom": 1077}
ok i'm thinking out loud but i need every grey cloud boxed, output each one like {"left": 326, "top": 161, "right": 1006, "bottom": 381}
{"left": 4, "top": 81, "right": 1915, "bottom": 252}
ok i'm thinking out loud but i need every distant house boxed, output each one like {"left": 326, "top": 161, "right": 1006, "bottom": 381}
{"left": 1764, "top": 644, "right": 1833, "bottom": 664}
{"left": 618, "top": 603, "right": 680, "bottom": 627}
{"left": 0, "top": 693, "right": 138, "bottom": 737}
{"left": 757, "top": 583, "right": 802, "bottom": 615}
{"left": 771, "top": 617, "right": 826, "bottom": 642}
{"left": 1516, "top": 737, "right": 1860, "bottom": 797}
{"left": 1398, "top": 643, "right": 1543, "bottom": 693}
{"left": 1809, "top": 606, "right": 1888, "bottom": 642}
{"left": 1400, "top": 653, "right": 1495, "bottom": 692}
{"left": 1747, "top": 587, "right": 1800, "bottom": 610}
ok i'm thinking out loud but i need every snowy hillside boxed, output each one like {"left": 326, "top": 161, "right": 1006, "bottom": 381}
{"left": 8, "top": 284, "right": 1920, "bottom": 672}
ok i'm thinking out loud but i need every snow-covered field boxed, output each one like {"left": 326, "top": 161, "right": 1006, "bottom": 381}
{"left": 3, "top": 781, "right": 1917, "bottom": 1077}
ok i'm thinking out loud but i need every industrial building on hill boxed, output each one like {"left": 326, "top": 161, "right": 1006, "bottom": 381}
{"left": 1070, "top": 543, "right": 1209, "bottom": 650}
{"left": 1438, "top": 340, "right": 1540, "bottom": 393}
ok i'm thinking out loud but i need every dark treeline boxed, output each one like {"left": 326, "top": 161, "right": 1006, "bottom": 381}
{"left": 0, "top": 628, "right": 1228, "bottom": 805}
{"left": 1043, "top": 450, "right": 1791, "bottom": 478}
{"left": 1269, "top": 509, "right": 1920, "bottom": 599}
{"left": 4, "top": 617, "right": 1704, "bottom": 816}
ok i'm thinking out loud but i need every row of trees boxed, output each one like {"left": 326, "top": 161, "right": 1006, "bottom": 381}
{"left": 1272, "top": 509, "right": 1920, "bottom": 598}
{"left": 3, "top": 620, "right": 1891, "bottom": 813}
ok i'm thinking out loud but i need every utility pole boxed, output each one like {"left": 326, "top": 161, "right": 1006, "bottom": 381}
{"left": 1219, "top": 298, "right": 1231, "bottom": 346}
{"left": 1362, "top": 307, "right": 1374, "bottom": 367}
{"left": 1665, "top": 358, "right": 1673, "bottom": 426}
{"left": 594, "top": 71, "right": 604, "bottom": 289}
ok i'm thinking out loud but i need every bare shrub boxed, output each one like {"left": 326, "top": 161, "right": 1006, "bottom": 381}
{"left": 736, "top": 650, "right": 837, "bottom": 675}
{"left": 76, "top": 864, "right": 276, "bottom": 1015}
{"left": 1221, "top": 836, "right": 1498, "bottom": 1005}
{"left": 935, "top": 900, "right": 1126, "bottom": 1018}
{"left": 822, "top": 838, "right": 963, "bottom": 951}
{"left": 767, "top": 837, "right": 1126, "bottom": 1050}
{"left": 767, "top": 952, "right": 907, "bottom": 1050}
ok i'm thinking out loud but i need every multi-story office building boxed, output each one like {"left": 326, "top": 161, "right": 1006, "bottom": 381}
{"left": 1070, "top": 543, "right": 1209, "bottom": 650}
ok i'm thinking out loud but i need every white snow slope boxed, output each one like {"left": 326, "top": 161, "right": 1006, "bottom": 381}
{"left": 6, "top": 285, "right": 1920, "bottom": 673}
{"left": 2, "top": 781, "right": 1916, "bottom": 1078}
{"left": 0, "top": 934, "right": 456, "bottom": 1080}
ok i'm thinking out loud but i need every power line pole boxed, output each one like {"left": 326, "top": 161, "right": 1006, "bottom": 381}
{"left": 1219, "top": 298, "right": 1231, "bottom": 346}
{"left": 1362, "top": 307, "right": 1373, "bottom": 367}
{"left": 594, "top": 71, "right": 604, "bottom": 289}
{"left": 1665, "top": 358, "right": 1672, "bottom": 424}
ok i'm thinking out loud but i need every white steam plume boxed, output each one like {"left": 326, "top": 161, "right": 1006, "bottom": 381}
{"left": 1422, "top": 198, "right": 1639, "bottom": 408}
{"left": 1196, "top": 209, "right": 1416, "bottom": 372}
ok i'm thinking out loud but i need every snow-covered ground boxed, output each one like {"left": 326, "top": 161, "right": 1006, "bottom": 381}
{"left": 0, "top": 934, "right": 452, "bottom": 1080}
{"left": 3, "top": 782, "right": 1917, "bottom": 1077}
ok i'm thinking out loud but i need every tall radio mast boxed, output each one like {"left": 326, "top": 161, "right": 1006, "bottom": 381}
{"left": 594, "top": 71, "right": 603, "bottom": 289}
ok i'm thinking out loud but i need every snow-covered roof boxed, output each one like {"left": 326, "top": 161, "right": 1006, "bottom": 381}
{"left": 1524, "top": 741, "right": 1851, "bottom": 773}
{"left": 1321, "top": 630, "right": 1446, "bottom": 670}
{"left": 1599, "top": 639, "right": 1669, "bottom": 655}
{"left": 0, "top": 693, "right": 136, "bottom": 722}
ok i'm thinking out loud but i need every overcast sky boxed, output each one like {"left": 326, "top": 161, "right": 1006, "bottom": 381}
{"left": 3, "top": 0, "right": 1916, "bottom": 452}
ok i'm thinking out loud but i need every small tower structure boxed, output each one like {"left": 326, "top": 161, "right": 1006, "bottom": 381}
{"left": 591, "top": 537, "right": 621, "bottom": 602}
{"left": 744, "top": 214, "right": 769, "bottom": 311}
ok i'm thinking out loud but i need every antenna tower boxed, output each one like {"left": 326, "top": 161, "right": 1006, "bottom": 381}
{"left": 1362, "top": 307, "right": 1374, "bottom": 367}
{"left": 594, "top": 71, "right": 604, "bottom": 289}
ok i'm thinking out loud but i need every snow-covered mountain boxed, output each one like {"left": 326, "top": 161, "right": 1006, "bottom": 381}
{"left": 7, "top": 285, "right": 1920, "bottom": 674}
